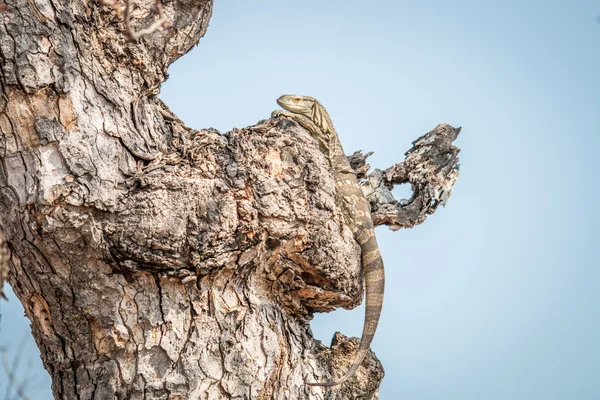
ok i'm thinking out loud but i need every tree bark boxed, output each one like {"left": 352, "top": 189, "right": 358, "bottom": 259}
{"left": 0, "top": 1, "right": 460, "bottom": 399}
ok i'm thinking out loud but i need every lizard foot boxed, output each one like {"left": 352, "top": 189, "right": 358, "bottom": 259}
{"left": 271, "top": 109, "right": 291, "bottom": 119}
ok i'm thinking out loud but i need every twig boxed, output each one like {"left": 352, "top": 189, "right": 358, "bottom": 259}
{"left": 101, "top": 0, "right": 169, "bottom": 41}
{"left": 11, "top": 357, "right": 33, "bottom": 400}
{"left": 1, "top": 336, "right": 31, "bottom": 400}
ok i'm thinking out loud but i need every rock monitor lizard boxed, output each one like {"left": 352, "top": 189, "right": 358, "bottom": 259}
{"left": 272, "top": 95, "right": 385, "bottom": 387}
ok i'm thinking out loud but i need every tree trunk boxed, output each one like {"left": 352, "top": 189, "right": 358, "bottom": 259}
{"left": 0, "top": 1, "right": 460, "bottom": 399}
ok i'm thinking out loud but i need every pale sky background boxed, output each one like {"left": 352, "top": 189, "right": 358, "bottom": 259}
{"left": 2, "top": 1, "right": 599, "bottom": 399}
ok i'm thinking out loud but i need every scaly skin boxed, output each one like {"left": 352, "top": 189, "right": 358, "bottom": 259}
{"left": 272, "top": 95, "right": 385, "bottom": 387}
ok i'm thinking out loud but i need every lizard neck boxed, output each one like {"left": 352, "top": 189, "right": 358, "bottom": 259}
{"left": 311, "top": 101, "right": 354, "bottom": 174}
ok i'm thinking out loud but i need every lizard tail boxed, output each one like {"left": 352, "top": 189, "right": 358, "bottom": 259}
{"left": 306, "top": 231, "right": 385, "bottom": 387}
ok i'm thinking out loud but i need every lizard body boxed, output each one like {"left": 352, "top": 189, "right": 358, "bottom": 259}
{"left": 272, "top": 95, "right": 385, "bottom": 387}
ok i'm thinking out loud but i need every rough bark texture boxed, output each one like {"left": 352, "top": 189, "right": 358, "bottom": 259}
{"left": 0, "top": 1, "right": 460, "bottom": 399}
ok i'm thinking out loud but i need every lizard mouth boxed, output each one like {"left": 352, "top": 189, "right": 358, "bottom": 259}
{"left": 276, "top": 95, "right": 292, "bottom": 108}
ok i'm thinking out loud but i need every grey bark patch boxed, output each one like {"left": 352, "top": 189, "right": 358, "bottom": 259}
{"left": 35, "top": 118, "right": 65, "bottom": 144}
{"left": 141, "top": 346, "right": 172, "bottom": 381}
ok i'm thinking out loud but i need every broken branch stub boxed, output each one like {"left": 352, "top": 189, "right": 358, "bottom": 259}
{"left": 357, "top": 123, "right": 461, "bottom": 230}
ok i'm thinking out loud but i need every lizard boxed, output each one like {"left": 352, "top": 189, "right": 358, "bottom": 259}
{"left": 272, "top": 95, "right": 385, "bottom": 387}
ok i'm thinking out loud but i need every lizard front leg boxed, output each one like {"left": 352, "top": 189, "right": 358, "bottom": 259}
{"left": 272, "top": 110, "right": 332, "bottom": 162}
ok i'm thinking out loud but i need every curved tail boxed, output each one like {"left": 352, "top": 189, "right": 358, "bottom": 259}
{"left": 307, "top": 229, "right": 385, "bottom": 387}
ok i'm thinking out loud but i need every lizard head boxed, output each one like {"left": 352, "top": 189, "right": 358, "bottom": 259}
{"left": 275, "top": 94, "right": 336, "bottom": 152}
{"left": 276, "top": 94, "right": 315, "bottom": 117}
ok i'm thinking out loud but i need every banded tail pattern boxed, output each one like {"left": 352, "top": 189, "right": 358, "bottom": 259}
{"left": 307, "top": 225, "right": 385, "bottom": 387}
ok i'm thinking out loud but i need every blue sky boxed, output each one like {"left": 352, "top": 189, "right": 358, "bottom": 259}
{"left": 2, "top": 1, "right": 599, "bottom": 398}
